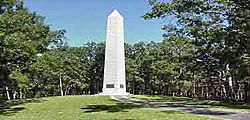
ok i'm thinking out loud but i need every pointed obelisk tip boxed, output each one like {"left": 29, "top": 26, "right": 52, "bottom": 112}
{"left": 109, "top": 9, "right": 122, "bottom": 17}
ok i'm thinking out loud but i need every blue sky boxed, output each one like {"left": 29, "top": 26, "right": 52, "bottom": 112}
{"left": 24, "top": 0, "right": 167, "bottom": 46}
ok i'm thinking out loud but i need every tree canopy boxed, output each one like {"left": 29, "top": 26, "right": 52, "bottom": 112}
{"left": 1, "top": 0, "right": 250, "bottom": 103}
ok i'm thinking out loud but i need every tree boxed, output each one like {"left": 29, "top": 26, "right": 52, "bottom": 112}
{"left": 144, "top": 0, "right": 250, "bottom": 101}
{"left": 84, "top": 42, "right": 105, "bottom": 94}
{"left": 0, "top": 0, "right": 20, "bottom": 14}
{"left": 0, "top": 1, "right": 65, "bottom": 100}
{"left": 125, "top": 43, "right": 144, "bottom": 94}
{"left": 9, "top": 70, "right": 29, "bottom": 99}
{"left": 31, "top": 47, "right": 91, "bottom": 97}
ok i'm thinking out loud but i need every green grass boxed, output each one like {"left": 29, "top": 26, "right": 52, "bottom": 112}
{"left": 0, "top": 96, "right": 215, "bottom": 120}
{"left": 132, "top": 95, "right": 250, "bottom": 113}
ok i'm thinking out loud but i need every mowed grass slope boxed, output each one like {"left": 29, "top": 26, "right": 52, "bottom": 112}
{"left": 0, "top": 96, "right": 215, "bottom": 120}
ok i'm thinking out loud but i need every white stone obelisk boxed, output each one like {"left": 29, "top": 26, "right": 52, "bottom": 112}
{"left": 98, "top": 10, "right": 129, "bottom": 95}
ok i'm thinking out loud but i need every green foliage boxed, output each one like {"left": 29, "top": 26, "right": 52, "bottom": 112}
{"left": 144, "top": 0, "right": 250, "bottom": 101}
{"left": 31, "top": 47, "right": 90, "bottom": 96}
{"left": 1, "top": 0, "right": 250, "bottom": 104}
{"left": 9, "top": 71, "right": 29, "bottom": 90}
{"left": 0, "top": 0, "right": 65, "bottom": 99}
{"left": 0, "top": 0, "right": 20, "bottom": 14}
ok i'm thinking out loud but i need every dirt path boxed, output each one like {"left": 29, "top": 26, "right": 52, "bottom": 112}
{"left": 112, "top": 96, "right": 250, "bottom": 120}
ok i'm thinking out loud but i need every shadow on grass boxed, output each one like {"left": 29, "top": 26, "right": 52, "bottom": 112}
{"left": 0, "top": 98, "right": 47, "bottom": 116}
{"left": 189, "top": 109, "right": 235, "bottom": 115}
{"left": 136, "top": 95, "right": 250, "bottom": 111}
{"left": 160, "top": 104, "right": 235, "bottom": 115}
{"left": 81, "top": 101, "right": 185, "bottom": 116}
{"left": 137, "top": 96, "right": 194, "bottom": 103}
{"left": 161, "top": 110, "right": 186, "bottom": 114}
{"left": 178, "top": 100, "right": 250, "bottom": 111}
{"left": 81, "top": 102, "right": 141, "bottom": 113}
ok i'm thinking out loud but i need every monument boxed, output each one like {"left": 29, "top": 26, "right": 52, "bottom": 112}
{"left": 98, "top": 10, "right": 129, "bottom": 95}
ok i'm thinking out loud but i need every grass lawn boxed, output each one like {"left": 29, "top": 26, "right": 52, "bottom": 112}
{"left": 0, "top": 96, "right": 215, "bottom": 120}
{"left": 132, "top": 95, "right": 250, "bottom": 113}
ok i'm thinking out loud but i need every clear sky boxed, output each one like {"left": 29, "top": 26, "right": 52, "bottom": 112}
{"left": 24, "top": 0, "right": 167, "bottom": 46}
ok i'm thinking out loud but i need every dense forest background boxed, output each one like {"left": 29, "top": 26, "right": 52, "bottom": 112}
{"left": 1, "top": 0, "right": 250, "bottom": 103}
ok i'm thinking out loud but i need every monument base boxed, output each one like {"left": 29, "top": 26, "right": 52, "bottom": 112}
{"left": 95, "top": 92, "right": 131, "bottom": 96}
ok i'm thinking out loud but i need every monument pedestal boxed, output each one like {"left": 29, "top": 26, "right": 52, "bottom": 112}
{"left": 97, "top": 86, "right": 131, "bottom": 96}
{"left": 96, "top": 92, "right": 131, "bottom": 96}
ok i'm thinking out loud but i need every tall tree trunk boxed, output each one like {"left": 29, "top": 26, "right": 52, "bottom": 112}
{"left": 6, "top": 86, "right": 10, "bottom": 100}
{"left": 206, "top": 86, "right": 209, "bottom": 99}
{"left": 133, "top": 78, "right": 135, "bottom": 94}
{"left": 192, "top": 74, "right": 197, "bottom": 98}
{"left": 64, "top": 90, "right": 67, "bottom": 96}
{"left": 201, "top": 86, "right": 204, "bottom": 98}
{"left": 19, "top": 89, "right": 22, "bottom": 99}
{"left": 90, "top": 72, "right": 96, "bottom": 95}
{"left": 236, "top": 85, "right": 242, "bottom": 101}
{"left": 173, "top": 91, "right": 175, "bottom": 97}
{"left": 244, "top": 78, "right": 250, "bottom": 103}
{"left": 226, "top": 64, "right": 234, "bottom": 101}
{"left": 59, "top": 74, "right": 63, "bottom": 96}
{"left": 13, "top": 90, "right": 16, "bottom": 100}
{"left": 228, "top": 76, "right": 233, "bottom": 101}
